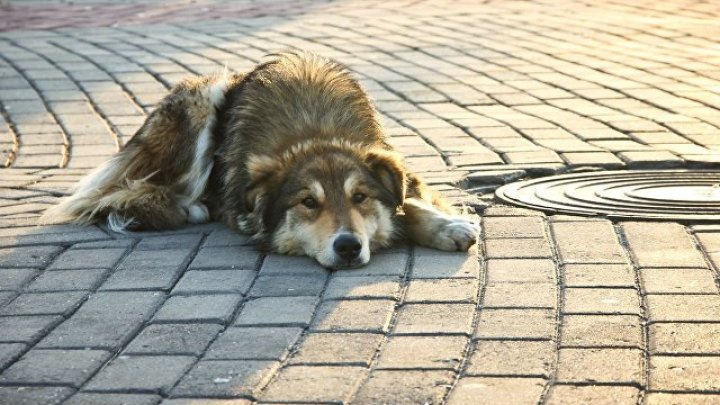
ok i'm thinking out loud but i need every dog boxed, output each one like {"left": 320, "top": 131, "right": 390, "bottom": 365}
{"left": 45, "top": 51, "right": 478, "bottom": 269}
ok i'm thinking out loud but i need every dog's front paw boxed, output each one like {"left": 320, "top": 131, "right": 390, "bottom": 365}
{"left": 432, "top": 217, "right": 479, "bottom": 251}
{"left": 187, "top": 203, "right": 210, "bottom": 224}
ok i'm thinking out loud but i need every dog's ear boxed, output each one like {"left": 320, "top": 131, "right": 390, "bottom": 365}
{"left": 244, "top": 154, "right": 279, "bottom": 212}
{"left": 366, "top": 149, "right": 407, "bottom": 207}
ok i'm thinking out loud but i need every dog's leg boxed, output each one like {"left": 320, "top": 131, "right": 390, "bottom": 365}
{"left": 401, "top": 197, "right": 478, "bottom": 251}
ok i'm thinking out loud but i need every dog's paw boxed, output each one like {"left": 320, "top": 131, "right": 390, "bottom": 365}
{"left": 432, "top": 217, "right": 479, "bottom": 251}
{"left": 187, "top": 203, "right": 210, "bottom": 224}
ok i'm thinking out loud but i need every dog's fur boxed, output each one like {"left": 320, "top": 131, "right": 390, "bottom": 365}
{"left": 45, "top": 51, "right": 478, "bottom": 269}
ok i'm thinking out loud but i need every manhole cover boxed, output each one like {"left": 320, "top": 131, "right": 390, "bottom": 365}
{"left": 495, "top": 170, "right": 720, "bottom": 221}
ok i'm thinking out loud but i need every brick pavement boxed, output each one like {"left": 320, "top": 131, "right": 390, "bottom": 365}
{"left": 2, "top": 0, "right": 720, "bottom": 404}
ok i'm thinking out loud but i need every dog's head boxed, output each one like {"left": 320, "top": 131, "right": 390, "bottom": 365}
{"left": 243, "top": 142, "right": 405, "bottom": 269}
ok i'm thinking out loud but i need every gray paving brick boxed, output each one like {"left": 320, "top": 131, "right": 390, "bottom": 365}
{"left": 259, "top": 254, "right": 330, "bottom": 276}
{"left": 312, "top": 299, "right": 395, "bottom": 332}
{"left": 203, "top": 228, "right": 252, "bottom": 247}
{"left": 623, "top": 222, "right": 707, "bottom": 268}
{"left": 411, "top": 248, "right": 479, "bottom": 278}
{"left": 467, "top": 340, "right": 555, "bottom": 377}
{"left": 486, "top": 259, "right": 556, "bottom": 284}
{"left": 290, "top": 332, "right": 382, "bottom": 366}
{"left": 48, "top": 248, "right": 126, "bottom": 270}
{"left": 640, "top": 268, "right": 717, "bottom": 294}
{"left": 0, "top": 349, "right": 110, "bottom": 387}
{"left": 447, "top": 377, "right": 546, "bottom": 405}
{"left": 394, "top": 303, "right": 475, "bottom": 335}
{"left": 0, "top": 291, "right": 16, "bottom": 306}
{"left": 0, "top": 246, "right": 63, "bottom": 268}
{"left": 563, "top": 264, "right": 636, "bottom": 287}
{"left": 39, "top": 291, "right": 164, "bottom": 349}
{"left": 171, "top": 360, "right": 278, "bottom": 398}
{"left": 483, "top": 283, "right": 556, "bottom": 308}
{"left": 84, "top": 355, "right": 195, "bottom": 394}
{"left": 483, "top": 216, "right": 546, "bottom": 238}
{"left": 546, "top": 385, "right": 640, "bottom": 405}
{"left": 377, "top": 335, "right": 468, "bottom": 370}
{"left": 0, "top": 315, "right": 63, "bottom": 344}
{"left": 123, "top": 323, "right": 223, "bottom": 356}
{"left": 650, "top": 356, "right": 720, "bottom": 391}
{"left": 561, "top": 315, "right": 642, "bottom": 348}
{"left": 404, "top": 278, "right": 479, "bottom": 303}
{"left": 0, "top": 268, "right": 38, "bottom": 291}
{"left": 650, "top": 323, "right": 720, "bottom": 354}
{"left": 26, "top": 269, "right": 107, "bottom": 291}
{"left": 323, "top": 275, "right": 401, "bottom": 300}
{"left": 205, "top": 326, "right": 302, "bottom": 360}
{"left": 644, "top": 393, "right": 720, "bottom": 405}
{"left": 235, "top": 296, "right": 317, "bottom": 326}
{"left": 135, "top": 234, "right": 203, "bottom": 250}
{"left": 248, "top": 274, "right": 327, "bottom": 297}
{"left": 563, "top": 288, "right": 639, "bottom": 315}
{"left": 0, "top": 386, "right": 74, "bottom": 405}
{"left": 1, "top": 291, "right": 88, "bottom": 316}
{"left": 551, "top": 221, "right": 627, "bottom": 264}
{"left": 474, "top": 309, "right": 556, "bottom": 340}
{"left": 646, "top": 295, "right": 720, "bottom": 322}
{"left": 63, "top": 393, "right": 162, "bottom": 405}
{"left": 0, "top": 343, "right": 27, "bottom": 370}
{"left": 485, "top": 238, "right": 553, "bottom": 259}
{"left": 189, "top": 246, "right": 260, "bottom": 270}
{"left": 557, "top": 348, "right": 642, "bottom": 384}
{"left": 260, "top": 365, "right": 365, "bottom": 403}
{"left": 353, "top": 370, "right": 454, "bottom": 405}
{"left": 172, "top": 270, "right": 256, "bottom": 295}
{"left": 153, "top": 294, "right": 240, "bottom": 324}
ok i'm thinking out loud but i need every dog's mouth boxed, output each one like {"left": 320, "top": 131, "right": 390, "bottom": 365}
{"left": 315, "top": 232, "right": 370, "bottom": 270}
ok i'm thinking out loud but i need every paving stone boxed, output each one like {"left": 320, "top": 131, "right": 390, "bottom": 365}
{"left": 545, "top": 385, "right": 640, "bottom": 405}
{"left": 485, "top": 259, "right": 556, "bottom": 284}
{"left": 190, "top": 246, "right": 260, "bottom": 270}
{"left": 447, "top": 377, "right": 546, "bottom": 405}
{"left": 376, "top": 335, "right": 468, "bottom": 370}
{"left": 39, "top": 291, "right": 164, "bottom": 349}
{"left": 466, "top": 340, "right": 554, "bottom": 377}
{"left": 0, "top": 349, "right": 109, "bottom": 387}
{"left": 0, "top": 343, "right": 27, "bottom": 370}
{"left": 557, "top": 348, "right": 642, "bottom": 384}
{"left": 0, "top": 246, "right": 63, "bottom": 268}
{"left": 235, "top": 296, "right": 317, "bottom": 326}
{"left": 0, "top": 386, "right": 74, "bottom": 405}
{"left": 640, "top": 268, "right": 717, "bottom": 294}
{"left": 411, "top": 248, "right": 479, "bottom": 278}
{"left": 0, "top": 315, "right": 62, "bottom": 344}
{"left": 203, "top": 228, "right": 253, "bottom": 247}
{"left": 645, "top": 393, "right": 720, "bottom": 405}
{"left": 85, "top": 355, "right": 195, "bottom": 394}
{"left": 474, "top": 308, "right": 556, "bottom": 340}
{"left": 623, "top": 222, "right": 707, "bottom": 268}
{"left": 393, "top": 303, "right": 475, "bottom": 335}
{"left": 259, "top": 254, "right": 330, "bottom": 276}
{"left": 551, "top": 221, "right": 627, "bottom": 264}
{"left": 483, "top": 216, "right": 546, "bottom": 238}
{"left": 563, "top": 264, "right": 636, "bottom": 287}
{"left": 618, "top": 150, "right": 684, "bottom": 168}
{"left": 483, "top": 283, "right": 556, "bottom": 308}
{"left": 26, "top": 269, "right": 107, "bottom": 291}
{"left": 0, "top": 268, "right": 38, "bottom": 291}
{"left": 646, "top": 295, "right": 720, "bottom": 322}
{"left": 323, "top": 275, "right": 401, "bottom": 300}
{"left": 353, "top": 370, "right": 454, "bottom": 405}
{"left": 650, "top": 356, "right": 720, "bottom": 391}
{"left": 312, "top": 299, "right": 395, "bottom": 332}
{"left": 171, "top": 360, "right": 278, "bottom": 398}
{"left": 161, "top": 399, "right": 250, "bottom": 405}
{"left": 135, "top": 234, "right": 203, "bottom": 250}
{"left": 649, "top": 323, "right": 720, "bottom": 354}
{"left": 205, "top": 327, "right": 302, "bottom": 360}
{"left": 290, "top": 332, "right": 382, "bottom": 366}
{"left": 48, "top": 248, "right": 126, "bottom": 270}
{"left": 404, "top": 278, "right": 479, "bottom": 303}
{"left": 63, "top": 393, "right": 162, "bottom": 405}
{"left": 260, "top": 365, "right": 365, "bottom": 403}
{"left": 123, "top": 323, "right": 223, "bottom": 356}
{"left": 153, "top": 294, "right": 240, "bottom": 324}
{"left": 172, "top": 270, "right": 256, "bottom": 295}
{"left": 561, "top": 315, "right": 642, "bottom": 348}
{"left": 1, "top": 291, "right": 88, "bottom": 316}
{"left": 485, "top": 238, "right": 552, "bottom": 259}
{"left": 563, "top": 288, "right": 639, "bottom": 314}
{"left": 248, "top": 274, "right": 327, "bottom": 297}
{"left": 561, "top": 151, "right": 625, "bottom": 168}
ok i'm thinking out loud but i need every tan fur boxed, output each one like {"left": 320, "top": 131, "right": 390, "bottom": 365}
{"left": 46, "top": 51, "right": 478, "bottom": 268}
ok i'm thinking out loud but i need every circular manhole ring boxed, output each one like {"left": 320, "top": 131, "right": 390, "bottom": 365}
{"left": 495, "top": 170, "right": 720, "bottom": 221}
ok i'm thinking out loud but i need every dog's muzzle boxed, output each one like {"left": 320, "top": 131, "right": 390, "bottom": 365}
{"left": 333, "top": 233, "right": 362, "bottom": 262}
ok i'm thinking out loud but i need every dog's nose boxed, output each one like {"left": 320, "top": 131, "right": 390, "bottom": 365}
{"left": 333, "top": 233, "right": 362, "bottom": 261}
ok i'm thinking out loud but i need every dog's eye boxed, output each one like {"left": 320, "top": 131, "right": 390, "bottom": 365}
{"left": 302, "top": 197, "right": 319, "bottom": 209}
{"left": 352, "top": 192, "right": 367, "bottom": 204}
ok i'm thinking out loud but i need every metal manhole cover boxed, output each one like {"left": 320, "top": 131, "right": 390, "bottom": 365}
{"left": 495, "top": 170, "right": 720, "bottom": 221}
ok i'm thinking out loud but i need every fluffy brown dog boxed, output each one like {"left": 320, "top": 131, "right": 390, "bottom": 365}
{"left": 46, "top": 51, "right": 478, "bottom": 269}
